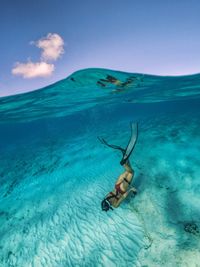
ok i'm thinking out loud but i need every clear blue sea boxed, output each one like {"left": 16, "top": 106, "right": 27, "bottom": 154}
{"left": 0, "top": 68, "right": 200, "bottom": 266}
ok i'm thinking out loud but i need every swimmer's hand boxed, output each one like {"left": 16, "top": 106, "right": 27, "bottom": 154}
{"left": 129, "top": 187, "right": 137, "bottom": 196}
{"left": 115, "top": 187, "right": 137, "bottom": 207}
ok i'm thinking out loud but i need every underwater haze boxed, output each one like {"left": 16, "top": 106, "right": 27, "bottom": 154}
{"left": 0, "top": 68, "right": 200, "bottom": 267}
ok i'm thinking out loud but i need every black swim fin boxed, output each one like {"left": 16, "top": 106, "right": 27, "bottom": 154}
{"left": 98, "top": 122, "right": 138, "bottom": 165}
{"left": 120, "top": 122, "right": 138, "bottom": 165}
{"left": 97, "top": 136, "right": 125, "bottom": 154}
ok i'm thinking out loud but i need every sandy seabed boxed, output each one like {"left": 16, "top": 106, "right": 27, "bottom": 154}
{"left": 0, "top": 111, "right": 200, "bottom": 267}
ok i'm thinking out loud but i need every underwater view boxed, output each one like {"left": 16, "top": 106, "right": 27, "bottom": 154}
{"left": 0, "top": 68, "right": 200, "bottom": 267}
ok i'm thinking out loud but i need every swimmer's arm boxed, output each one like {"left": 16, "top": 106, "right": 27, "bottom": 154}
{"left": 115, "top": 187, "right": 137, "bottom": 207}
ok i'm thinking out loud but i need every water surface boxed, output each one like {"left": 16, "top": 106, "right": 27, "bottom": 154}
{"left": 0, "top": 68, "right": 200, "bottom": 266}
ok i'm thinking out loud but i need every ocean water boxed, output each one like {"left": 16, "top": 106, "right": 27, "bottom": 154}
{"left": 0, "top": 68, "right": 200, "bottom": 267}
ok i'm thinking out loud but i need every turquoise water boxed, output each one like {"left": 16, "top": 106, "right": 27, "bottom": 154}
{"left": 0, "top": 68, "right": 200, "bottom": 266}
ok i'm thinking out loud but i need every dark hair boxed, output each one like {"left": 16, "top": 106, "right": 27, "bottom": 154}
{"left": 101, "top": 199, "right": 113, "bottom": 212}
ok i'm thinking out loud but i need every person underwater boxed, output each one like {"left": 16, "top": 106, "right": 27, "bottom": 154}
{"left": 98, "top": 122, "right": 138, "bottom": 212}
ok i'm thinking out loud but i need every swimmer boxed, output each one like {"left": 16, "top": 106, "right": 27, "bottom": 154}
{"left": 99, "top": 122, "right": 138, "bottom": 211}
{"left": 101, "top": 159, "right": 137, "bottom": 211}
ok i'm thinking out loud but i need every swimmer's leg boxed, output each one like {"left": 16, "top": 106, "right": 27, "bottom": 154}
{"left": 123, "top": 159, "right": 133, "bottom": 174}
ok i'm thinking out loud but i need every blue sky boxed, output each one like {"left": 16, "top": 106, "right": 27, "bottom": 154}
{"left": 1, "top": 0, "right": 200, "bottom": 96}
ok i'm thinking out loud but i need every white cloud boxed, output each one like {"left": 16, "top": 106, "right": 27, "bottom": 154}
{"left": 36, "top": 33, "right": 64, "bottom": 61}
{"left": 12, "top": 61, "right": 55, "bottom": 78}
{"left": 11, "top": 33, "right": 64, "bottom": 79}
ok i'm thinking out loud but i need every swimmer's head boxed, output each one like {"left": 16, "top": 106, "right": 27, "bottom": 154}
{"left": 101, "top": 198, "right": 113, "bottom": 212}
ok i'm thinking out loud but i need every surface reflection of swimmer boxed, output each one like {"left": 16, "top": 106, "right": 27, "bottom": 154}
{"left": 121, "top": 76, "right": 136, "bottom": 87}
{"left": 99, "top": 75, "right": 121, "bottom": 87}
{"left": 97, "top": 74, "right": 137, "bottom": 89}
{"left": 99, "top": 122, "right": 138, "bottom": 211}
{"left": 97, "top": 80, "right": 106, "bottom": 87}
